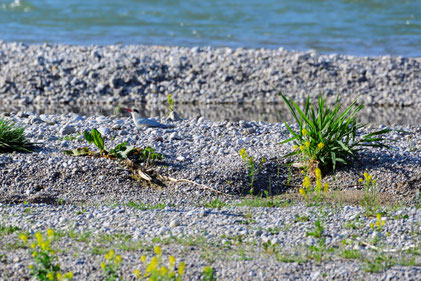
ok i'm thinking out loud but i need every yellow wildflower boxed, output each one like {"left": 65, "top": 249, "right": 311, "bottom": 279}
{"left": 133, "top": 269, "right": 141, "bottom": 278}
{"left": 47, "top": 272, "right": 54, "bottom": 281}
{"left": 358, "top": 178, "right": 363, "bottom": 183}
{"left": 154, "top": 245, "right": 162, "bottom": 255}
{"left": 178, "top": 261, "right": 186, "bottom": 275}
{"left": 140, "top": 255, "right": 146, "bottom": 263}
{"left": 20, "top": 234, "right": 28, "bottom": 244}
{"left": 305, "top": 141, "right": 310, "bottom": 148}
{"left": 146, "top": 256, "right": 158, "bottom": 272}
{"left": 32, "top": 251, "right": 37, "bottom": 257}
{"left": 293, "top": 145, "right": 298, "bottom": 151}
{"left": 31, "top": 243, "right": 36, "bottom": 249}
{"left": 315, "top": 168, "right": 321, "bottom": 180}
{"left": 100, "top": 262, "right": 106, "bottom": 269}
{"left": 372, "top": 180, "right": 376, "bottom": 185}
{"left": 115, "top": 254, "right": 122, "bottom": 264}
{"left": 299, "top": 145, "right": 304, "bottom": 150}
{"left": 160, "top": 266, "right": 169, "bottom": 275}
{"left": 66, "top": 272, "right": 73, "bottom": 279}
{"left": 35, "top": 232, "right": 43, "bottom": 244}
{"left": 299, "top": 188, "right": 306, "bottom": 197}
{"left": 376, "top": 213, "right": 382, "bottom": 221}
{"left": 370, "top": 223, "right": 374, "bottom": 229}
{"left": 316, "top": 179, "right": 322, "bottom": 192}
{"left": 324, "top": 182, "right": 329, "bottom": 192}
{"left": 317, "top": 142, "right": 324, "bottom": 149}
{"left": 56, "top": 272, "right": 62, "bottom": 281}
{"left": 47, "top": 229, "right": 54, "bottom": 239}
{"left": 105, "top": 249, "right": 115, "bottom": 260}
{"left": 363, "top": 172, "right": 369, "bottom": 180}
{"left": 302, "top": 128, "right": 308, "bottom": 136}
{"left": 28, "top": 264, "right": 34, "bottom": 269}
{"left": 303, "top": 176, "right": 311, "bottom": 189}
{"left": 375, "top": 220, "right": 380, "bottom": 227}
{"left": 169, "top": 256, "right": 176, "bottom": 268}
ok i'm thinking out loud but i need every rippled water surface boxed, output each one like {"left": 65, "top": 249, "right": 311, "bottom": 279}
{"left": 1, "top": 0, "right": 420, "bottom": 56}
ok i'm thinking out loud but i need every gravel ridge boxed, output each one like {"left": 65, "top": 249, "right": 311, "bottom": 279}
{"left": 0, "top": 43, "right": 420, "bottom": 109}
{"left": 0, "top": 112, "right": 420, "bottom": 280}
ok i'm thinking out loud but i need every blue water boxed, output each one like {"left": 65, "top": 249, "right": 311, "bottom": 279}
{"left": 0, "top": 0, "right": 420, "bottom": 56}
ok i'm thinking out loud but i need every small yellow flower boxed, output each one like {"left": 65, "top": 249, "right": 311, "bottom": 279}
{"left": 293, "top": 145, "right": 298, "bottom": 151}
{"left": 100, "top": 262, "right": 106, "bottom": 269}
{"left": 47, "top": 229, "right": 54, "bottom": 239}
{"left": 315, "top": 168, "right": 322, "bottom": 180}
{"left": 372, "top": 180, "right": 376, "bottom": 185}
{"left": 31, "top": 243, "right": 36, "bottom": 249}
{"left": 302, "top": 128, "right": 308, "bottom": 136}
{"left": 363, "top": 172, "right": 369, "bottom": 180}
{"left": 146, "top": 256, "right": 158, "bottom": 272}
{"left": 305, "top": 141, "right": 310, "bottom": 148}
{"left": 32, "top": 251, "right": 37, "bottom": 257}
{"left": 28, "top": 264, "right": 34, "bottom": 269}
{"left": 133, "top": 269, "right": 141, "bottom": 278}
{"left": 20, "top": 234, "right": 28, "bottom": 244}
{"left": 358, "top": 178, "right": 363, "bottom": 183}
{"left": 154, "top": 245, "right": 162, "bottom": 255}
{"left": 299, "top": 145, "right": 304, "bottom": 150}
{"left": 299, "top": 188, "right": 306, "bottom": 197}
{"left": 115, "top": 254, "right": 122, "bottom": 264}
{"left": 35, "top": 232, "right": 43, "bottom": 243}
{"left": 316, "top": 179, "right": 322, "bottom": 192}
{"left": 47, "top": 272, "right": 54, "bottom": 281}
{"left": 178, "top": 261, "right": 186, "bottom": 275}
{"left": 160, "top": 266, "right": 169, "bottom": 275}
{"left": 66, "top": 272, "right": 73, "bottom": 279}
{"left": 324, "top": 182, "right": 329, "bottom": 192}
{"left": 105, "top": 249, "right": 115, "bottom": 261}
{"left": 169, "top": 256, "right": 176, "bottom": 268}
{"left": 317, "top": 142, "right": 324, "bottom": 149}
{"left": 57, "top": 272, "right": 62, "bottom": 281}
{"left": 370, "top": 222, "right": 374, "bottom": 229}
{"left": 140, "top": 255, "right": 146, "bottom": 263}
{"left": 375, "top": 220, "right": 380, "bottom": 227}
{"left": 376, "top": 213, "right": 382, "bottom": 221}
{"left": 303, "top": 176, "right": 311, "bottom": 188}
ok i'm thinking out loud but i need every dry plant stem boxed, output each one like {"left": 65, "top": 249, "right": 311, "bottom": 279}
{"left": 165, "top": 176, "right": 233, "bottom": 196}
{"left": 355, "top": 237, "right": 416, "bottom": 253}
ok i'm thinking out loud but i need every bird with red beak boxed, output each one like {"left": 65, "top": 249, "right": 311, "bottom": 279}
{"left": 126, "top": 108, "right": 174, "bottom": 128}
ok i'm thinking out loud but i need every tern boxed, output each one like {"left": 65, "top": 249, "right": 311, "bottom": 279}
{"left": 126, "top": 108, "right": 174, "bottom": 128}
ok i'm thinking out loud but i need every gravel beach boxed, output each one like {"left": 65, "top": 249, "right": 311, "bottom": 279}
{"left": 0, "top": 44, "right": 420, "bottom": 280}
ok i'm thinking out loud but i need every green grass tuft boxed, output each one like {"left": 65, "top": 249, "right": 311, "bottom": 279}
{"left": 0, "top": 118, "right": 34, "bottom": 152}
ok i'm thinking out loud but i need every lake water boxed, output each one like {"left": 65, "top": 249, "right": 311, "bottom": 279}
{"left": 1, "top": 0, "right": 420, "bottom": 56}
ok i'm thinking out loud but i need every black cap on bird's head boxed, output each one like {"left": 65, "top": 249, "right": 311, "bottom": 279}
{"left": 126, "top": 108, "right": 140, "bottom": 114}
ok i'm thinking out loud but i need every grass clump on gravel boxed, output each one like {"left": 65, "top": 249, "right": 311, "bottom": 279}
{"left": 0, "top": 118, "right": 34, "bottom": 153}
{"left": 278, "top": 93, "right": 391, "bottom": 175}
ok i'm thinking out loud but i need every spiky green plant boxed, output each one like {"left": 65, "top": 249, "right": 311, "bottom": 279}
{"left": 0, "top": 118, "right": 33, "bottom": 152}
{"left": 279, "top": 93, "right": 391, "bottom": 173}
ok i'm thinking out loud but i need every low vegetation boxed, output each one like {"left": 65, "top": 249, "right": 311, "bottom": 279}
{"left": 278, "top": 93, "right": 391, "bottom": 174}
{"left": 0, "top": 118, "right": 34, "bottom": 152}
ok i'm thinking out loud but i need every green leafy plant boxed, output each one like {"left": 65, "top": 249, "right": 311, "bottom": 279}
{"left": 0, "top": 118, "right": 34, "bottom": 152}
{"left": 139, "top": 146, "right": 163, "bottom": 167}
{"left": 202, "top": 266, "right": 216, "bottom": 281}
{"left": 239, "top": 148, "right": 265, "bottom": 194}
{"left": 20, "top": 229, "right": 73, "bottom": 280}
{"left": 84, "top": 129, "right": 106, "bottom": 155}
{"left": 167, "top": 94, "right": 175, "bottom": 115}
{"left": 306, "top": 220, "right": 324, "bottom": 238}
{"left": 278, "top": 93, "right": 391, "bottom": 173}
{"left": 101, "top": 249, "right": 122, "bottom": 281}
{"left": 133, "top": 246, "right": 185, "bottom": 281}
